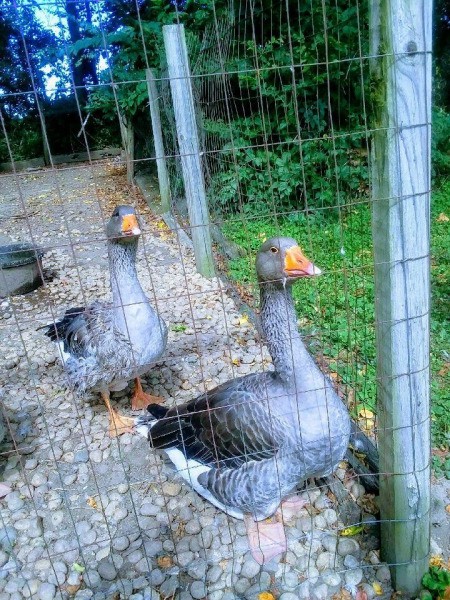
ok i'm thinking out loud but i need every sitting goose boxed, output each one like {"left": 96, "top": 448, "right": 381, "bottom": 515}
{"left": 44, "top": 205, "right": 168, "bottom": 437}
{"left": 136, "top": 237, "right": 351, "bottom": 563}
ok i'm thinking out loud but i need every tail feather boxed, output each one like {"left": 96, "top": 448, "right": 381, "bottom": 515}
{"left": 39, "top": 307, "right": 85, "bottom": 341}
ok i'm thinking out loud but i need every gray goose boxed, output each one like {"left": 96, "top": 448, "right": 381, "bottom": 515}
{"left": 43, "top": 205, "right": 168, "bottom": 437}
{"left": 136, "top": 237, "right": 351, "bottom": 563}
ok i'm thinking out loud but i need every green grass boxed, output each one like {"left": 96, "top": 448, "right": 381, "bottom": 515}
{"left": 222, "top": 181, "right": 449, "bottom": 466}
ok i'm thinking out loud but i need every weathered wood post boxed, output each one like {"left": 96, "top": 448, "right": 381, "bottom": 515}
{"left": 370, "top": 0, "right": 432, "bottom": 593}
{"left": 145, "top": 69, "right": 171, "bottom": 213}
{"left": 163, "top": 24, "right": 215, "bottom": 278}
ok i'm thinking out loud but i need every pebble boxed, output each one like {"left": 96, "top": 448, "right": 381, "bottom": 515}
{"left": 190, "top": 581, "right": 207, "bottom": 599}
{"left": 337, "top": 538, "right": 360, "bottom": 556}
{"left": 0, "top": 551, "right": 7, "bottom": 568}
{"left": 279, "top": 594, "right": 299, "bottom": 600}
{"left": 344, "top": 554, "right": 359, "bottom": 568}
{"left": 97, "top": 560, "right": 117, "bottom": 581}
{"left": 0, "top": 526, "right": 17, "bottom": 550}
{"left": 31, "top": 472, "right": 47, "bottom": 487}
{"left": 321, "top": 569, "right": 341, "bottom": 587}
{"left": 240, "top": 557, "right": 260, "bottom": 579}
{"left": 376, "top": 565, "right": 391, "bottom": 582}
{"left": 162, "top": 482, "right": 181, "bottom": 497}
{"left": 159, "top": 576, "right": 178, "bottom": 598}
{"left": 188, "top": 558, "right": 207, "bottom": 580}
{"left": 38, "top": 582, "right": 56, "bottom": 600}
{"left": 6, "top": 492, "right": 24, "bottom": 512}
{"left": 344, "top": 568, "right": 363, "bottom": 587}
{"left": 74, "top": 448, "right": 89, "bottom": 463}
{"left": 112, "top": 535, "right": 129, "bottom": 551}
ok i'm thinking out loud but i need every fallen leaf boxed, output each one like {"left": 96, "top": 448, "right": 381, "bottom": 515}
{"left": 72, "top": 563, "right": 85, "bottom": 573}
{"left": 359, "top": 408, "right": 374, "bottom": 419}
{"left": 340, "top": 524, "right": 365, "bottom": 536}
{"left": 331, "top": 590, "right": 352, "bottom": 600}
{"left": 157, "top": 555, "right": 173, "bottom": 569}
{"left": 446, "top": 504, "right": 450, "bottom": 514}
{"left": 437, "top": 212, "right": 449, "bottom": 222}
{"left": 232, "top": 358, "right": 240, "bottom": 366}
{"left": 238, "top": 314, "right": 249, "bottom": 326}
{"left": 0, "top": 483, "right": 12, "bottom": 498}
{"left": 86, "top": 496, "right": 98, "bottom": 510}
{"left": 372, "top": 581, "right": 383, "bottom": 595}
{"left": 258, "top": 593, "right": 275, "bottom": 600}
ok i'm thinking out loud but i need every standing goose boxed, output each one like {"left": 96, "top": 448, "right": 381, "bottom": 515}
{"left": 44, "top": 205, "right": 168, "bottom": 437}
{"left": 136, "top": 237, "right": 351, "bottom": 563}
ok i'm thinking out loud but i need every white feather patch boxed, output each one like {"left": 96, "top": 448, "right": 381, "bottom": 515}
{"left": 57, "top": 341, "right": 71, "bottom": 364}
{"left": 134, "top": 418, "right": 157, "bottom": 439}
{"left": 165, "top": 448, "right": 244, "bottom": 520}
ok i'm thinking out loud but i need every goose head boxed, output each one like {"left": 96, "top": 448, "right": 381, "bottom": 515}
{"left": 106, "top": 205, "right": 141, "bottom": 243}
{"left": 255, "top": 236, "right": 321, "bottom": 285}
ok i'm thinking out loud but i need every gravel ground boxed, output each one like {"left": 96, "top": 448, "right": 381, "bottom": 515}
{"left": 0, "top": 162, "right": 397, "bottom": 599}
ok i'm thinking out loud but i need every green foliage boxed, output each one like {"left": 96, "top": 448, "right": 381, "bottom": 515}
{"left": 0, "top": 118, "right": 42, "bottom": 162}
{"left": 432, "top": 109, "right": 450, "bottom": 177}
{"left": 422, "top": 566, "right": 450, "bottom": 599}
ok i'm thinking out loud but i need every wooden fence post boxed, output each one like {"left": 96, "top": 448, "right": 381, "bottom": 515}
{"left": 146, "top": 69, "right": 171, "bottom": 213}
{"left": 163, "top": 24, "right": 215, "bottom": 278}
{"left": 370, "top": 0, "right": 432, "bottom": 594}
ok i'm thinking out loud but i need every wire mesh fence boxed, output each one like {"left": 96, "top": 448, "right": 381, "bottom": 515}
{"left": 0, "top": 0, "right": 434, "bottom": 599}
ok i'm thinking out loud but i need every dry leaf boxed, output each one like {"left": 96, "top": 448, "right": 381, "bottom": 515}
{"left": 157, "top": 555, "right": 173, "bottom": 569}
{"left": 232, "top": 358, "right": 240, "bottom": 366}
{"left": 238, "top": 314, "right": 249, "bottom": 326}
{"left": 258, "top": 593, "right": 275, "bottom": 600}
{"left": 430, "top": 554, "right": 445, "bottom": 567}
{"left": 372, "top": 581, "right": 383, "bottom": 595}
{"left": 445, "top": 504, "right": 450, "bottom": 514}
{"left": 359, "top": 408, "right": 374, "bottom": 419}
{"left": 86, "top": 496, "right": 98, "bottom": 510}
{"left": 437, "top": 212, "right": 449, "bottom": 222}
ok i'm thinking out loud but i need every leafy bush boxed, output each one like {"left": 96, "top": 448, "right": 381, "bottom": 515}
{"left": 422, "top": 565, "right": 450, "bottom": 599}
{"left": 432, "top": 109, "right": 450, "bottom": 177}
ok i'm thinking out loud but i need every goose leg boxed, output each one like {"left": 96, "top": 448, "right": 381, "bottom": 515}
{"left": 276, "top": 495, "right": 307, "bottom": 523}
{"left": 244, "top": 514, "right": 287, "bottom": 565}
{"left": 131, "top": 377, "right": 164, "bottom": 410}
{"left": 100, "top": 391, "right": 134, "bottom": 437}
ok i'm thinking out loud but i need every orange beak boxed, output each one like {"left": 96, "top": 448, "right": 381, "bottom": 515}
{"left": 284, "top": 245, "right": 321, "bottom": 277}
{"left": 121, "top": 214, "right": 140, "bottom": 236}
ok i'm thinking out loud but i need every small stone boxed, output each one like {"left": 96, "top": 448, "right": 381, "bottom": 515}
{"left": 282, "top": 571, "right": 298, "bottom": 590}
{"left": 117, "top": 483, "right": 129, "bottom": 494}
{"left": 28, "top": 517, "right": 44, "bottom": 538}
{"left": 322, "top": 534, "right": 338, "bottom": 553}
{"left": 38, "top": 582, "right": 56, "bottom": 600}
{"left": 142, "top": 588, "right": 159, "bottom": 600}
{"left": 344, "top": 568, "right": 363, "bottom": 587}
{"left": 140, "top": 503, "right": 158, "bottom": 516}
{"left": 350, "top": 482, "right": 366, "bottom": 499}
{"left": 25, "top": 459, "right": 38, "bottom": 470}
{"left": 31, "top": 472, "right": 47, "bottom": 487}
{"left": 0, "top": 526, "right": 17, "bottom": 550}
{"left": 74, "top": 449, "right": 89, "bottom": 463}
{"left": 321, "top": 570, "right": 341, "bottom": 587}
{"left": 112, "top": 536, "right": 129, "bottom": 552}
{"left": 188, "top": 558, "right": 207, "bottom": 580}
{"left": 234, "top": 578, "right": 250, "bottom": 594}
{"left": 97, "top": 560, "right": 117, "bottom": 581}
{"left": 279, "top": 594, "right": 299, "bottom": 600}
{"left": 344, "top": 554, "right": 359, "bottom": 569}
{"left": 313, "top": 584, "right": 329, "bottom": 600}
{"left": 149, "top": 568, "right": 165, "bottom": 586}
{"left": 337, "top": 538, "right": 359, "bottom": 557}
{"left": 22, "top": 579, "right": 40, "bottom": 598}
{"left": 368, "top": 550, "right": 381, "bottom": 565}
{"left": 190, "top": 581, "right": 207, "bottom": 599}
{"left": 74, "top": 591, "right": 94, "bottom": 600}
{"left": 161, "top": 482, "right": 182, "bottom": 497}
{"left": 177, "top": 550, "right": 194, "bottom": 567}
{"left": 207, "top": 565, "right": 223, "bottom": 584}
{"left": 159, "top": 576, "right": 178, "bottom": 598}
{"left": 376, "top": 565, "right": 391, "bottom": 582}
{"left": 185, "top": 519, "right": 201, "bottom": 535}
{"left": 6, "top": 492, "right": 24, "bottom": 512}
{"left": 241, "top": 557, "right": 260, "bottom": 579}
{"left": 0, "top": 550, "right": 7, "bottom": 568}
{"left": 316, "top": 551, "right": 335, "bottom": 571}
{"left": 323, "top": 508, "right": 337, "bottom": 525}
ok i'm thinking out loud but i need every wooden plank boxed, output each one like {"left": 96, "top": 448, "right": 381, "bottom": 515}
{"left": 163, "top": 24, "right": 215, "bottom": 278}
{"left": 146, "top": 69, "right": 171, "bottom": 213}
{"left": 370, "top": 0, "right": 432, "bottom": 593}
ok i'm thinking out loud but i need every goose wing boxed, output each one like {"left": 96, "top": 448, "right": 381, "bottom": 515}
{"left": 147, "top": 372, "right": 281, "bottom": 469}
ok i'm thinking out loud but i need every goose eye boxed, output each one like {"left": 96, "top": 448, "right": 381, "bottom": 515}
{"left": 270, "top": 247, "right": 279, "bottom": 253}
